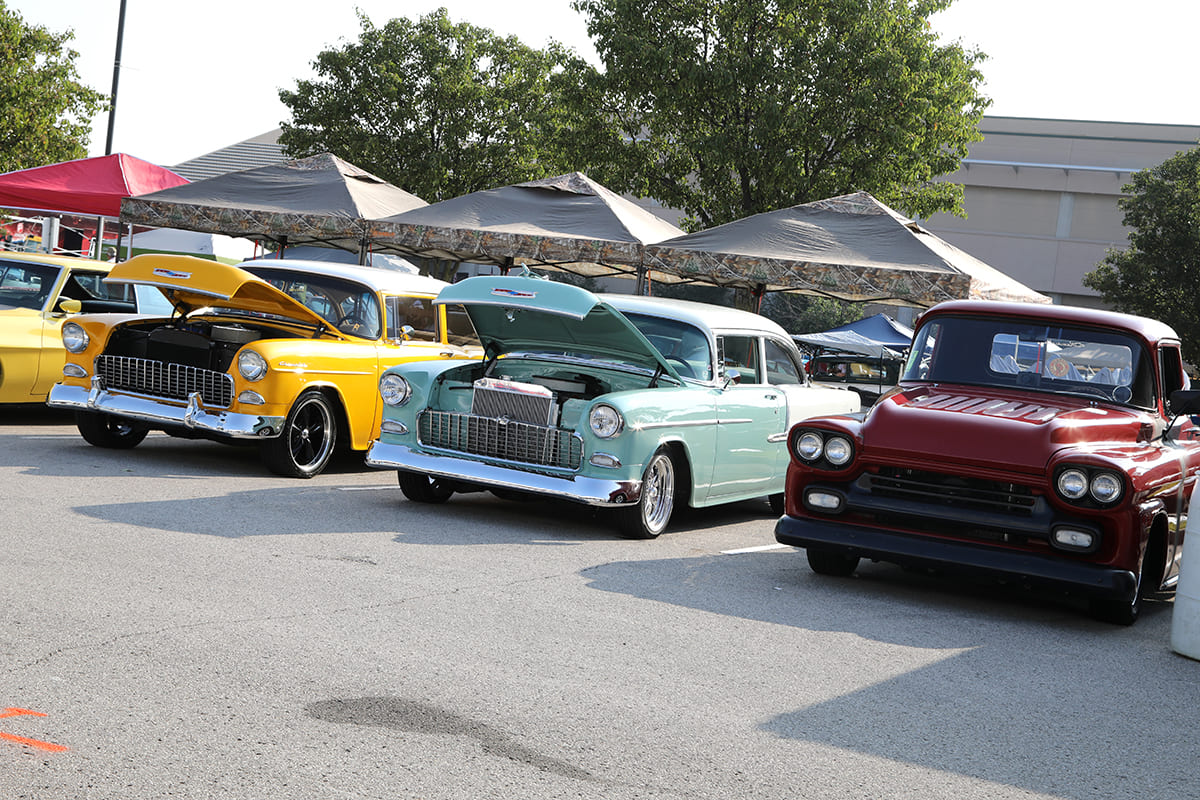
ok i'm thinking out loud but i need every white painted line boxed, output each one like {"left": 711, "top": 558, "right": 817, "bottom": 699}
{"left": 722, "top": 543, "right": 792, "bottom": 555}
{"left": 337, "top": 485, "right": 399, "bottom": 491}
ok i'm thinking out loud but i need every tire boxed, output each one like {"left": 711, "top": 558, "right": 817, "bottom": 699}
{"left": 75, "top": 411, "right": 148, "bottom": 449}
{"left": 397, "top": 470, "right": 454, "bottom": 504}
{"left": 768, "top": 492, "right": 785, "bottom": 516}
{"left": 806, "top": 547, "right": 860, "bottom": 577}
{"left": 1089, "top": 592, "right": 1141, "bottom": 626}
{"left": 616, "top": 450, "right": 676, "bottom": 539}
{"left": 261, "top": 391, "right": 337, "bottom": 478}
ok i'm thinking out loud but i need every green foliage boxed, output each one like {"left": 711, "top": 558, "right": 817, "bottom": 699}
{"left": 0, "top": 2, "right": 105, "bottom": 173}
{"left": 278, "top": 9, "right": 582, "bottom": 201}
{"left": 761, "top": 292, "right": 861, "bottom": 334}
{"left": 566, "top": 0, "right": 989, "bottom": 229}
{"left": 1084, "top": 144, "right": 1200, "bottom": 363}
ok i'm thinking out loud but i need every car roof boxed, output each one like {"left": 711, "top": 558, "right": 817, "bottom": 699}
{"left": 237, "top": 258, "right": 449, "bottom": 295}
{"left": 601, "top": 293, "right": 791, "bottom": 338}
{"left": 0, "top": 250, "right": 115, "bottom": 271}
{"left": 920, "top": 300, "right": 1180, "bottom": 345}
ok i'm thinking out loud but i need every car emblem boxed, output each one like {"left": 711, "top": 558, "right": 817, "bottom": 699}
{"left": 152, "top": 268, "right": 192, "bottom": 279}
{"left": 491, "top": 288, "right": 536, "bottom": 299}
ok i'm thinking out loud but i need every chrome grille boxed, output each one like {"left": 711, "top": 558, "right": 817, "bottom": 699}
{"left": 418, "top": 410, "right": 583, "bottom": 470}
{"left": 867, "top": 467, "right": 1035, "bottom": 516}
{"left": 470, "top": 377, "right": 554, "bottom": 425}
{"left": 96, "top": 355, "right": 234, "bottom": 408}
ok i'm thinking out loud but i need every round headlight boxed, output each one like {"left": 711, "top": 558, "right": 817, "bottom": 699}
{"left": 237, "top": 349, "right": 268, "bottom": 381}
{"left": 795, "top": 431, "right": 824, "bottom": 461}
{"left": 62, "top": 322, "right": 89, "bottom": 353}
{"left": 380, "top": 373, "right": 411, "bottom": 406}
{"left": 589, "top": 404, "right": 623, "bottom": 438}
{"left": 824, "top": 436, "right": 853, "bottom": 466}
{"left": 1057, "top": 468, "right": 1088, "bottom": 500}
{"left": 1090, "top": 472, "right": 1123, "bottom": 504}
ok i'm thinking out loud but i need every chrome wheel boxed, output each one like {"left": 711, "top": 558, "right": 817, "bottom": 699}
{"left": 617, "top": 450, "right": 675, "bottom": 539}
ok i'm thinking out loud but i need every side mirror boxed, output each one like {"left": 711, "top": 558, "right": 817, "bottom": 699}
{"left": 57, "top": 298, "right": 82, "bottom": 314}
{"left": 1170, "top": 389, "right": 1200, "bottom": 418}
{"left": 724, "top": 367, "right": 743, "bottom": 387}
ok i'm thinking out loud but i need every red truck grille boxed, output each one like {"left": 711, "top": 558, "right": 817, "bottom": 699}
{"left": 867, "top": 467, "right": 1036, "bottom": 516}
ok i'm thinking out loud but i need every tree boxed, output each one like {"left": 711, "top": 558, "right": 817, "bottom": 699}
{"left": 279, "top": 9, "right": 583, "bottom": 201}
{"left": 1083, "top": 144, "right": 1200, "bottom": 363}
{"left": 0, "top": 2, "right": 106, "bottom": 173}
{"left": 566, "top": 0, "right": 989, "bottom": 230}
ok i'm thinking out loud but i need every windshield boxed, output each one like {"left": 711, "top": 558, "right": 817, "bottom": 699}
{"left": 904, "top": 315, "right": 1154, "bottom": 408}
{"left": 242, "top": 266, "right": 381, "bottom": 339}
{"left": 0, "top": 262, "right": 60, "bottom": 310}
{"left": 621, "top": 311, "right": 713, "bottom": 381}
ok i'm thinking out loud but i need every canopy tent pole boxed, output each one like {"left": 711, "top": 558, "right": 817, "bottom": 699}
{"left": 95, "top": 218, "right": 105, "bottom": 260}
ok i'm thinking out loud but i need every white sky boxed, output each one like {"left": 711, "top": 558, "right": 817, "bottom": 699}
{"left": 12, "top": 0, "right": 1200, "bottom": 168}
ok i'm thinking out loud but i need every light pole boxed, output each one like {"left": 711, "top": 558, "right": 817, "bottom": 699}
{"left": 104, "top": 0, "right": 128, "bottom": 155}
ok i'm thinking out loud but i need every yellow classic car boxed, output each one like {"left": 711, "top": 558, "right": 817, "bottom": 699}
{"left": 47, "top": 254, "right": 478, "bottom": 477}
{"left": 0, "top": 250, "right": 172, "bottom": 404}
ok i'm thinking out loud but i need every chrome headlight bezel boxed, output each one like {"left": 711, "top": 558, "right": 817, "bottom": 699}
{"left": 380, "top": 373, "right": 412, "bottom": 407}
{"left": 237, "top": 349, "right": 268, "bottom": 382}
{"left": 823, "top": 436, "right": 853, "bottom": 466}
{"left": 789, "top": 428, "right": 856, "bottom": 470}
{"left": 588, "top": 404, "right": 624, "bottom": 439}
{"left": 795, "top": 431, "right": 824, "bottom": 461}
{"left": 62, "top": 321, "right": 89, "bottom": 353}
{"left": 1054, "top": 465, "right": 1124, "bottom": 507}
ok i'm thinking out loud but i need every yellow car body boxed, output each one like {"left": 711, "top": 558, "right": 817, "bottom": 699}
{"left": 0, "top": 251, "right": 169, "bottom": 404}
{"left": 48, "top": 254, "right": 478, "bottom": 477}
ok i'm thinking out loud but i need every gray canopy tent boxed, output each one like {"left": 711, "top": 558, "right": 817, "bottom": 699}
{"left": 641, "top": 192, "right": 1049, "bottom": 308}
{"left": 120, "top": 153, "right": 427, "bottom": 262}
{"left": 368, "top": 172, "right": 685, "bottom": 283}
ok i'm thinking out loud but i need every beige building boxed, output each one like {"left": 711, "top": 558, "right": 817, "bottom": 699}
{"left": 924, "top": 116, "right": 1200, "bottom": 308}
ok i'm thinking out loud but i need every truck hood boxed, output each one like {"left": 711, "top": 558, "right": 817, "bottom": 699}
{"left": 864, "top": 385, "right": 1157, "bottom": 473}
{"left": 435, "top": 274, "right": 681, "bottom": 378}
{"left": 102, "top": 254, "right": 342, "bottom": 336}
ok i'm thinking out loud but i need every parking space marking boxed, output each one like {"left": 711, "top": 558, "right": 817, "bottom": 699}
{"left": 0, "top": 708, "right": 68, "bottom": 753}
{"left": 722, "top": 543, "right": 791, "bottom": 554}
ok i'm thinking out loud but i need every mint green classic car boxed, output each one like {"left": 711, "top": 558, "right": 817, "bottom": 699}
{"left": 366, "top": 273, "right": 860, "bottom": 537}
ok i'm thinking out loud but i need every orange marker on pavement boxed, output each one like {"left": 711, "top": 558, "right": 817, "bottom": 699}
{"left": 0, "top": 707, "right": 69, "bottom": 753}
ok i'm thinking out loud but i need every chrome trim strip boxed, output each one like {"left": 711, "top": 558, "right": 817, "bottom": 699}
{"left": 366, "top": 441, "right": 641, "bottom": 507}
{"left": 767, "top": 432, "right": 788, "bottom": 443}
{"left": 48, "top": 382, "right": 285, "bottom": 439}
{"left": 636, "top": 418, "right": 719, "bottom": 430}
{"left": 272, "top": 367, "right": 374, "bottom": 376}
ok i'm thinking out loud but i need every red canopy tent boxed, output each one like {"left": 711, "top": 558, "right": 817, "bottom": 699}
{"left": 0, "top": 153, "right": 188, "bottom": 218}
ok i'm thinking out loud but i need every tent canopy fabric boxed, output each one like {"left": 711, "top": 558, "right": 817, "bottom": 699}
{"left": 822, "top": 312, "right": 913, "bottom": 348}
{"left": 0, "top": 153, "right": 188, "bottom": 218}
{"left": 642, "top": 192, "right": 1050, "bottom": 307}
{"left": 792, "top": 330, "right": 906, "bottom": 360}
{"left": 369, "top": 172, "right": 685, "bottom": 271}
{"left": 120, "top": 153, "right": 426, "bottom": 253}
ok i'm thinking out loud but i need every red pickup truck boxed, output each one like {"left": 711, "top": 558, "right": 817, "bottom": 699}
{"left": 775, "top": 300, "right": 1200, "bottom": 624}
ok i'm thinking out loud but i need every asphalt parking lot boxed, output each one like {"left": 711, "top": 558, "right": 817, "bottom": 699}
{"left": 4, "top": 406, "right": 1200, "bottom": 800}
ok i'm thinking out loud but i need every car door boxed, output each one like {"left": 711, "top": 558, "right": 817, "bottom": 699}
{"left": 708, "top": 333, "right": 787, "bottom": 501}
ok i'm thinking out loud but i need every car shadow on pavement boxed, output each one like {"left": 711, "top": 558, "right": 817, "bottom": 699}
{"left": 581, "top": 549, "right": 1194, "bottom": 800}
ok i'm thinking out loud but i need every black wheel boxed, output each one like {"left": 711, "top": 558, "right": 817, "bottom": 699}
{"left": 616, "top": 450, "right": 676, "bottom": 539}
{"left": 75, "top": 411, "right": 148, "bottom": 449}
{"left": 806, "top": 548, "right": 860, "bottom": 577}
{"left": 261, "top": 391, "right": 337, "bottom": 478}
{"left": 768, "top": 492, "right": 785, "bottom": 516}
{"left": 1089, "top": 593, "right": 1141, "bottom": 625}
{"left": 397, "top": 470, "right": 454, "bottom": 503}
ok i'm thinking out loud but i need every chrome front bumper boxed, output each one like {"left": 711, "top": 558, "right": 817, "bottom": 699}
{"left": 366, "top": 440, "right": 641, "bottom": 507}
{"left": 48, "top": 380, "right": 285, "bottom": 440}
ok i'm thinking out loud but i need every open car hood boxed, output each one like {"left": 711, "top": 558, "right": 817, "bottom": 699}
{"left": 103, "top": 254, "right": 343, "bottom": 335}
{"left": 435, "top": 275, "right": 681, "bottom": 378}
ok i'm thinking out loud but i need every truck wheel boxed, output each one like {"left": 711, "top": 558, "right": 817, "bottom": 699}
{"left": 768, "top": 493, "right": 785, "bottom": 516}
{"left": 617, "top": 450, "right": 675, "bottom": 539}
{"left": 261, "top": 391, "right": 336, "bottom": 478}
{"left": 1089, "top": 566, "right": 1143, "bottom": 625}
{"left": 75, "top": 411, "right": 148, "bottom": 449}
{"left": 806, "top": 548, "right": 860, "bottom": 577}
{"left": 397, "top": 470, "right": 454, "bottom": 503}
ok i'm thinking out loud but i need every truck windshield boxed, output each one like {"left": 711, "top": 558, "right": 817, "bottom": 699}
{"left": 903, "top": 315, "right": 1155, "bottom": 409}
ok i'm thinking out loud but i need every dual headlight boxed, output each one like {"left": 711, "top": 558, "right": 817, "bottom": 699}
{"left": 1055, "top": 466, "right": 1123, "bottom": 506}
{"left": 62, "top": 322, "right": 89, "bottom": 353}
{"left": 791, "top": 428, "right": 855, "bottom": 468}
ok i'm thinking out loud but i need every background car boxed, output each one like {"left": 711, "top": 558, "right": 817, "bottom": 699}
{"left": 366, "top": 273, "right": 860, "bottom": 538}
{"left": 0, "top": 250, "right": 172, "bottom": 404}
{"left": 48, "top": 254, "right": 477, "bottom": 477}
{"left": 776, "top": 299, "right": 1200, "bottom": 624}
{"left": 806, "top": 352, "right": 902, "bottom": 406}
